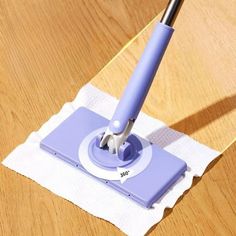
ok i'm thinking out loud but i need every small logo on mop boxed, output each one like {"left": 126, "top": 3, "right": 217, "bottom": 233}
{"left": 117, "top": 168, "right": 133, "bottom": 184}
{"left": 120, "top": 170, "right": 130, "bottom": 178}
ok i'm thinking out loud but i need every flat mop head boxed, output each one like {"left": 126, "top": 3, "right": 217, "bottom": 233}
{"left": 40, "top": 107, "right": 187, "bottom": 208}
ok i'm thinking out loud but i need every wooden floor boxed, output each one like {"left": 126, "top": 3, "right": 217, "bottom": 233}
{"left": 0, "top": 0, "right": 235, "bottom": 235}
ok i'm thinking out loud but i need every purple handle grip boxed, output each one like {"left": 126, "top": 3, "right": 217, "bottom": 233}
{"left": 109, "top": 22, "right": 174, "bottom": 134}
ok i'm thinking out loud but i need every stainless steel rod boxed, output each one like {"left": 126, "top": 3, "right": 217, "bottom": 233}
{"left": 160, "top": 0, "right": 184, "bottom": 26}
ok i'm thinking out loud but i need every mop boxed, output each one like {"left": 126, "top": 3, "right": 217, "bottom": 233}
{"left": 40, "top": 0, "right": 187, "bottom": 208}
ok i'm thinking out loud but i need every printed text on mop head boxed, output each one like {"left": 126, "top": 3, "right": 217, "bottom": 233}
{"left": 120, "top": 170, "right": 130, "bottom": 178}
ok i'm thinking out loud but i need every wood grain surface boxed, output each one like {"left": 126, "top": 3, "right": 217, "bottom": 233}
{"left": 0, "top": 0, "right": 236, "bottom": 235}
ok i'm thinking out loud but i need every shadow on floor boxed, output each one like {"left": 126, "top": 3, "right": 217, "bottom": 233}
{"left": 146, "top": 94, "right": 236, "bottom": 148}
{"left": 171, "top": 94, "right": 236, "bottom": 135}
{"left": 145, "top": 95, "right": 236, "bottom": 235}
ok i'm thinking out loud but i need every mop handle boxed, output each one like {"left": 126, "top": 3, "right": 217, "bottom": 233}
{"left": 108, "top": 0, "right": 184, "bottom": 134}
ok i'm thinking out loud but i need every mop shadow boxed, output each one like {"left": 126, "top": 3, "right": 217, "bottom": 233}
{"left": 170, "top": 94, "right": 236, "bottom": 135}
{"left": 146, "top": 94, "right": 236, "bottom": 147}
{"left": 145, "top": 94, "right": 236, "bottom": 235}
{"left": 146, "top": 126, "right": 185, "bottom": 149}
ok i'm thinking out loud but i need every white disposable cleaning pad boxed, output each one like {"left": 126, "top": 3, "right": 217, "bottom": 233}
{"left": 2, "top": 84, "right": 220, "bottom": 236}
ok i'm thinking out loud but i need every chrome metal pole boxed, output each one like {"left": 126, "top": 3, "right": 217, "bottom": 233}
{"left": 160, "top": 0, "right": 184, "bottom": 26}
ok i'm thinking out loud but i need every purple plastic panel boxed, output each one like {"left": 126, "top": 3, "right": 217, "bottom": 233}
{"left": 40, "top": 107, "right": 187, "bottom": 208}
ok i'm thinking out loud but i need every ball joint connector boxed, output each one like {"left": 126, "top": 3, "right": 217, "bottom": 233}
{"left": 96, "top": 132, "right": 132, "bottom": 161}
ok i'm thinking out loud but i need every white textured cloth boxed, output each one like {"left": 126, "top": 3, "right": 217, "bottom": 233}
{"left": 2, "top": 84, "right": 220, "bottom": 236}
